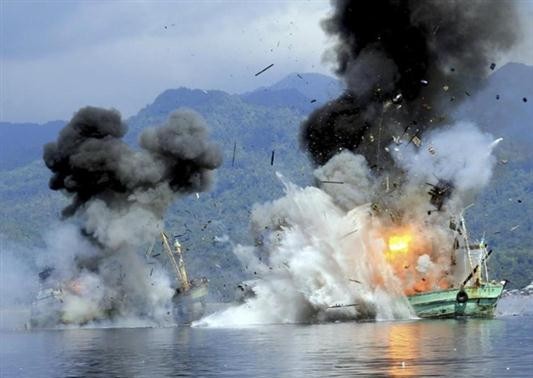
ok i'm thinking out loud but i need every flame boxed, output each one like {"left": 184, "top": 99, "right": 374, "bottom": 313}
{"left": 66, "top": 280, "right": 83, "bottom": 295}
{"left": 388, "top": 234, "right": 412, "bottom": 254}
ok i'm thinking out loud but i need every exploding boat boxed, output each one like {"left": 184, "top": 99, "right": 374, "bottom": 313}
{"left": 157, "top": 232, "right": 208, "bottom": 324}
{"left": 407, "top": 281, "right": 506, "bottom": 319}
{"left": 405, "top": 214, "right": 506, "bottom": 319}
{"left": 29, "top": 232, "right": 207, "bottom": 328}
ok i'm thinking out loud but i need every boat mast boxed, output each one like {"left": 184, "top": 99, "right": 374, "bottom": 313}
{"left": 459, "top": 215, "right": 475, "bottom": 278}
{"left": 160, "top": 232, "right": 191, "bottom": 292}
{"left": 458, "top": 205, "right": 477, "bottom": 285}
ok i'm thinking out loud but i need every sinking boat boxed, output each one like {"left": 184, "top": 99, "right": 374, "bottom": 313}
{"left": 158, "top": 232, "right": 208, "bottom": 324}
{"left": 407, "top": 212, "right": 506, "bottom": 319}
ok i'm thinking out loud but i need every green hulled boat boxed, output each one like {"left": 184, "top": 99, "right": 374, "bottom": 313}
{"left": 407, "top": 211, "right": 506, "bottom": 319}
{"left": 408, "top": 281, "right": 506, "bottom": 318}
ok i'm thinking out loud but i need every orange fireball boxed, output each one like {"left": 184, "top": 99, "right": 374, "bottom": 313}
{"left": 388, "top": 234, "right": 412, "bottom": 254}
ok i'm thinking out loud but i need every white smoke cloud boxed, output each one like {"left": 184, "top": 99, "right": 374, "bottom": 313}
{"left": 196, "top": 123, "right": 501, "bottom": 327}
{"left": 393, "top": 122, "right": 499, "bottom": 199}
{"left": 195, "top": 175, "right": 413, "bottom": 327}
{"left": 0, "top": 222, "right": 177, "bottom": 329}
{"left": 84, "top": 200, "right": 163, "bottom": 250}
{"left": 313, "top": 151, "right": 375, "bottom": 210}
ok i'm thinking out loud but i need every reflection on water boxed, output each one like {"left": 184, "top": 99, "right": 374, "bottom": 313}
{"left": 1, "top": 318, "right": 532, "bottom": 377}
{"left": 385, "top": 320, "right": 507, "bottom": 377}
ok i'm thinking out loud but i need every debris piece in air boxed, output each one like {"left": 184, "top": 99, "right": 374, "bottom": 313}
{"left": 39, "top": 267, "right": 54, "bottom": 281}
{"left": 392, "top": 93, "right": 403, "bottom": 104}
{"left": 410, "top": 134, "right": 422, "bottom": 147}
{"left": 496, "top": 94, "right": 500, "bottom": 100}
{"left": 349, "top": 278, "right": 362, "bottom": 284}
{"left": 231, "top": 141, "right": 237, "bottom": 167}
{"left": 428, "top": 145, "right": 436, "bottom": 155}
{"left": 341, "top": 229, "right": 358, "bottom": 239}
{"left": 490, "top": 62, "right": 496, "bottom": 70}
{"left": 427, "top": 179, "right": 454, "bottom": 211}
{"left": 510, "top": 225, "right": 520, "bottom": 231}
{"left": 465, "top": 91, "right": 471, "bottom": 97}
{"left": 420, "top": 79, "right": 429, "bottom": 86}
{"left": 297, "top": 74, "right": 303, "bottom": 80}
{"left": 310, "top": 99, "right": 317, "bottom": 103}
{"left": 442, "top": 85, "right": 449, "bottom": 92}
{"left": 499, "top": 159, "right": 508, "bottom": 165}
{"left": 517, "top": 199, "right": 522, "bottom": 203}
{"left": 255, "top": 63, "right": 274, "bottom": 76}
{"left": 320, "top": 180, "right": 344, "bottom": 184}
{"left": 328, "top": 303, "right": 359, "bottom": 309}
{"left": 270, "top": 150, "right": 275, "bottom": 166}
{"left": 195, "top": 193, "right": 200, "bottom": 200}
{"left": 523, "top": 97, "right": 528, "bottom": 103}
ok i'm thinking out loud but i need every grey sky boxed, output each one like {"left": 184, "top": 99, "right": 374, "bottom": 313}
{"left": 1, "top": 0, "right": 533, "bottom": 123}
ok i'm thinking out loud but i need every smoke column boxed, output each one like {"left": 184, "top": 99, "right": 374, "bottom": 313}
{"left": 36, "top": 107, "right": 222, "bottom": 326}
{"left": 196, "top": 0, "right": 519, "bottom": 327}
{"left": 301, "top": 0, "right": 518, "bottom": 170}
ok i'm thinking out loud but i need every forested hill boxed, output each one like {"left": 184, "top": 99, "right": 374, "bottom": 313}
{"left": 0, "top": 66, "right": 531, "bottom": 292}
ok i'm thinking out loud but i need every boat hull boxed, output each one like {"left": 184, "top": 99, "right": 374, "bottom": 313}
{"left": 407, "top": 283, "right": 505, "bottom": 319}
{"left": 172, "top": 282, "right": 209, "bottom": 324}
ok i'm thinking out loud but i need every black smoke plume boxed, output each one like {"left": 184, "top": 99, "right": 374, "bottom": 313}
{"left": 44, "top": 107, "right": 222, "bottom": 221}
{"left": 36, "top": 107, "right": 222, "bottom": 326}
{"left": 301, "top": 0, "right": 519, "bottom": 169}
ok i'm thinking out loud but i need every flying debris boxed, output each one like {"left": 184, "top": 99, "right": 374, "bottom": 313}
{"left": 310, "top": 99, "right": 317, "bottom": 103}
{"left": 270, "top": 150, "right": 275, "bottom": 166}
{"left": 231, "top": 141, "right": 237, "bottom": 167}
{"left": 392, "top": 93, "right": 403, "bottom": 104}
{"left": 427, "top": 179, "right": 454, "bottom": 211}
{"left": 328, "top": 303, "right": 359, "bottom": 309}
{"left": 408, "top": 133, "right": 422, "bottom": 147}
{"left": 38, "top": 267, "right": 54, "bottom": 281}
{"left": 254, "top": 63, "right": 274, "bottom": 76}
{"left": 490, "top": 62, "right": 496, "bottom": 70}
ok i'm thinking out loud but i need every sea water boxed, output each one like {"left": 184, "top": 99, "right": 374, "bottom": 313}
{"left": 1, "top": 316, "right": 532, "bottom": 377}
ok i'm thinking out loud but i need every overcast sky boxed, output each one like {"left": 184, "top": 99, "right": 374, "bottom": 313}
{"left": 2, "top": 0, "right": 533, "bottom": 123}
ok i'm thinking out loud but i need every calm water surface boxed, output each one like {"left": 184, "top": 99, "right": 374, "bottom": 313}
{"left": 1, "top": 318, "right": 532, "bottom": 377}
